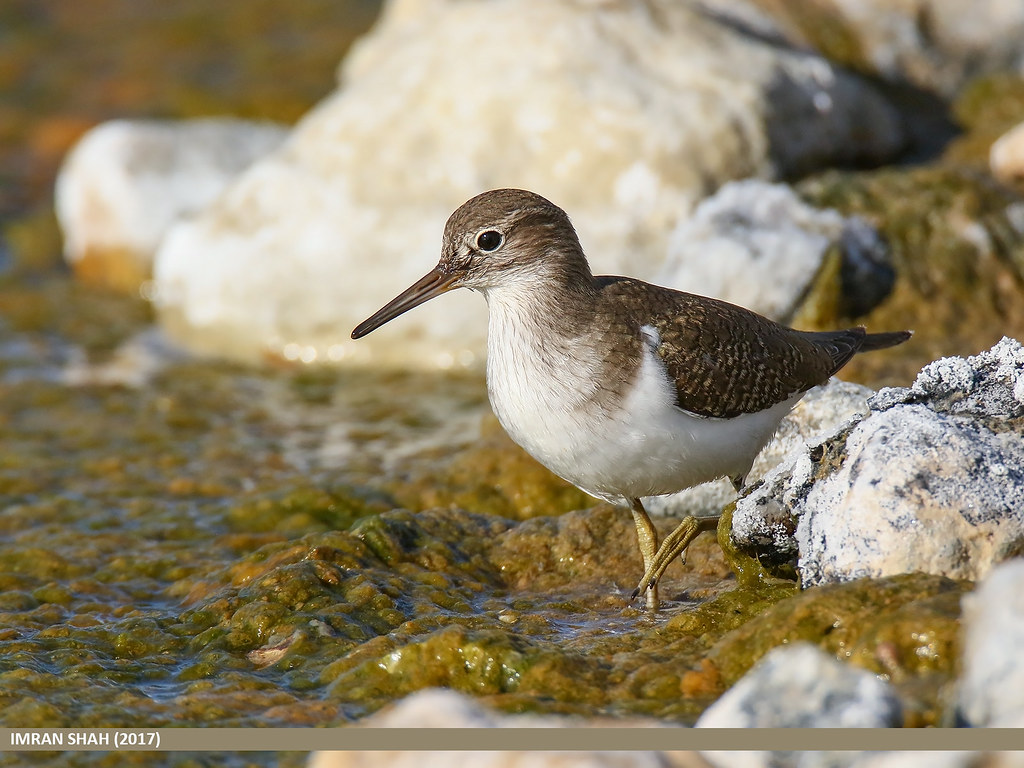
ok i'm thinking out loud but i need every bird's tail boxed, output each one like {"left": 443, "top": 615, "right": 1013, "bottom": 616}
{"left": 858, "top": 329, "right": 913, "bottom": 351}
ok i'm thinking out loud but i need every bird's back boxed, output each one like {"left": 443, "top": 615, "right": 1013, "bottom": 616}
{"left": 592, "top": 277, "right": 910, "bottom": 419}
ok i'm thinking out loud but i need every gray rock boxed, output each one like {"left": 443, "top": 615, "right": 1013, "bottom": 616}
{"left": 733, "top": 338, "right": 1024, "bottom": 586}
{"left": 657, "top": 180, "right": 891, "bottom": 323}
{"left": 956, "top": 558, "right": 1024, "bottom": 727}
{"left": 696, "top": 643, "right": 902, "bottom": 729}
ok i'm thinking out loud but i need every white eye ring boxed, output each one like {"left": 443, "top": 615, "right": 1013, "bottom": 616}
{"left": 475, "top": 230, "right": 504, "bottom": 252}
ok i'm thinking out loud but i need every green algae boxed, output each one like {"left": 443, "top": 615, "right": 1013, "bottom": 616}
{"left": 747, "top": 0, "right": 871, "bottom": 77}
{"left": 716, "top": 504, "right": 799, "bottom": 587}
{"left": 387, "top": 415, "right": 594, "bottom": 521}
{"left": 707, "top": 572, "right": 967, "bottom": 726}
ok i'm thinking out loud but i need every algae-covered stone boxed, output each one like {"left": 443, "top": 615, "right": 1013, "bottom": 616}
{"left": 707, "top": 573, "right": 965, "bottom": 726}
{"left": 389, "top": 416, "right": 592, "bottom": 520}
{"left": 946, "top": 73, "right": 1024, "bottom": 168}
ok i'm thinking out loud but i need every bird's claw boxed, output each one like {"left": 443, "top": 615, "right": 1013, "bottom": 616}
{"left": 630, "top": 575, "right": 658, "bottom": 603}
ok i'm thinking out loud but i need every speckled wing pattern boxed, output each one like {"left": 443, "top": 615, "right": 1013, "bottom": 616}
{"left": 595, "top": 277, "right": 869, "bottom": 419}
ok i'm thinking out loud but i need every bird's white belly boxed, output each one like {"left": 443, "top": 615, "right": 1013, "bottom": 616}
{"left": 486, "top": 322, "right": 801, "bottom": 502}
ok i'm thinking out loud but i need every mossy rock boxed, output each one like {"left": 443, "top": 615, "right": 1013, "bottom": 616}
{"left": 707, "top": 572, "right": 967, "bottom": 726}
{"left": 798, "top": 165, "right": 1024, "bottom": 384}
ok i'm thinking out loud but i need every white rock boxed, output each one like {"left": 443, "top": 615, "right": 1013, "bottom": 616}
{"left": 956, "top": 558, "right": 1024, "bottom": 727}
{"left": 152, "top": 0, "right": 902, "bottom": 366}
{"left": 55, "top": 118, "right": 287, "bottom": 287}
{"left": 796, "top": 405, "right": 1024, "bottom": 586}
{"left": 657, "top": 181, "right": 888, "bottom": 321}
{"left": 734, "top": 338, "right": 1024, "bottom": 586}
{"left": 307, "top": 688, "right": 694, "bottom": 768}
{"left": 991, "top": 121, "right": 1024, "bottom": 188}
{"left": 872, "top": 336, "right": 1024, "bottom": 418}
{"left": 696, "top": 643, "right": 902, "bottom": 729}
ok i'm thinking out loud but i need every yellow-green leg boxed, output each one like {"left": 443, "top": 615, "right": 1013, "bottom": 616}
{"left": 634, "top": 514, "right": 720, "bottom": 598}
{"left": 628, "top": 497, "right": 660, "bottom": 611}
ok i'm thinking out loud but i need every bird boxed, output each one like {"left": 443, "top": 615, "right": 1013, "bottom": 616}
{"left": 351, "top": 189, "right": 911, "bottom": 611}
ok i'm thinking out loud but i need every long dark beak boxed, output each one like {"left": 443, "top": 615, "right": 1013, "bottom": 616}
{"left": 351, "top": 267, "right": 458, "bottom": 339}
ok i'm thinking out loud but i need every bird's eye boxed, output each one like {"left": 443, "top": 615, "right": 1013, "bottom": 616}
{"left": 475, "top": 230, "right": 503, "bottom": 252}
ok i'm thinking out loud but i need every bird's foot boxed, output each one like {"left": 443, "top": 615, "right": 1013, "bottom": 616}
{"left": 632, "top": 515, "right": 720, "bottom": 598}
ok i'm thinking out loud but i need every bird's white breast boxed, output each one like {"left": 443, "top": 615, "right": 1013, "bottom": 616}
{"left": 483, "top": 293, "right": 802, "bottom": 503}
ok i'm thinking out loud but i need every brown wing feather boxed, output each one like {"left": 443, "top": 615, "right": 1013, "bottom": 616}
{"left": 595, "top": 278, "right": 866, "bottom": 418}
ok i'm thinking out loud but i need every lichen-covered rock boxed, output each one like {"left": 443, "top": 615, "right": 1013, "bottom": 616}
{"left": 956, "top": 557, "right": 1024, "bottom": 727}
{"left": 733, "top": 338, "right": 1024, "bottom": 586}
{"left": 696, "top": 643, "right": 902, "bottom": 728}
{"left": 152, "top": 0, "right": 902, "bottom": 366}
{"left": 54, "top": 118, "right": 287, "bottom": 292}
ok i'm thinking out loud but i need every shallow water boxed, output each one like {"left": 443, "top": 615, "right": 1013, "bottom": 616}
{"left": 0, "top": 271, "right": 965, "bottom": 747}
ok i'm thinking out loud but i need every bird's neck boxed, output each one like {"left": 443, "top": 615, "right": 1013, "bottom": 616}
{"left": 481, "top": 254, "right": 609, "bottom": 419}
{"left": 482, "top": 259, "right": 597, "bottom": 342}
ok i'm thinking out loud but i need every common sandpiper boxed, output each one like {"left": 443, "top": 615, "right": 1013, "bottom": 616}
{"left": 352, "top": 189, "right": 911, "bottom": 611}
